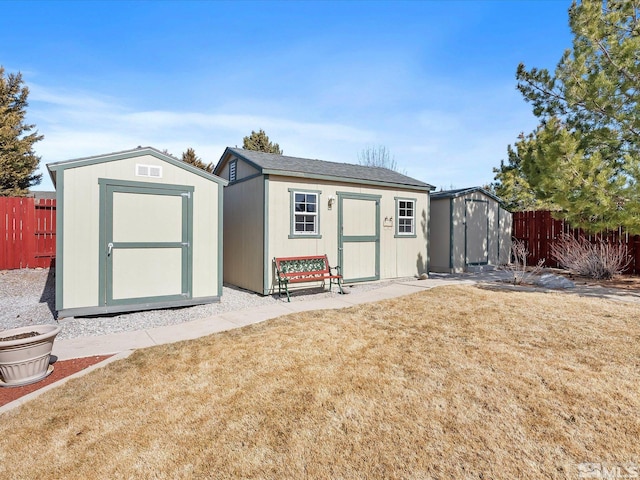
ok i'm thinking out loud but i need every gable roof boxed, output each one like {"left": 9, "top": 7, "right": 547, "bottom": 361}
{"left": 431, "top": 186, "right": 504, "bottom": 205}
{"left": 215, "top": 147, "right": 434, "bottom": 191}
{"left": 47, "top": 146, "right": 228, "bottom": 187}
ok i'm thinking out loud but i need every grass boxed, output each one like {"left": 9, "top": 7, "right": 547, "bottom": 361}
{"left": 1, "top": 285, "right": 639, "bottom": 479}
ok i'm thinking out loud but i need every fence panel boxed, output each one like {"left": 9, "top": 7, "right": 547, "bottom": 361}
{"left": 0, "top": 197, "right": 56, "bottom": 270}
{"left": 512, "top": 210, "right": 640, "bottom": 274}
{"left": 33, "top": 198, "right": 56, "bottom": 268}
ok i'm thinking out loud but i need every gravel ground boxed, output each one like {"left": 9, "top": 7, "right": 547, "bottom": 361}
{"left": 0, "top": 268, "right": 412, "bottom": 340}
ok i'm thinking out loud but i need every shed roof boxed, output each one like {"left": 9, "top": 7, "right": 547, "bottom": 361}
{"left": 216, "top": 147, "right": 434, "bottom": 191}
{"left": 431, "top": 186, "right": 505, "bottom": 205}
{"left": 47, "top": 146, "right": 228, "bottom": 187}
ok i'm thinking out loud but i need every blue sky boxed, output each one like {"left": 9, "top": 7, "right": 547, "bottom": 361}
{"left": 1, "top": 0, "right": 573, "bottom": 192}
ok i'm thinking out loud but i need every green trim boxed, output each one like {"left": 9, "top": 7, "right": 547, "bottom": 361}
{"left": 218, "top": 181, "right": 224, "bottom": 298}
{"left": 288, "top": 234, "right": 322, "bottom": 239}
{"left": 340, "top": 235, "right": 377, "bottom": 242}
{"left": 214, "top": 149, "right": 262, "bottom": 177}
{"left": 107, "top": 293, "right": 190, "bottom": 306}
{"left": 394, "top": 196, "right": 418, "bottom": 238}
{"left": 464, "top": 198, "right": 490, "bottom": 267}
{"left": 228, "top": 172, "right": 262, "bottom": 186}
{"left": 497, "top": 206, "right": 501, "bottom": 263}
{"left": 268, "top": 170, "right": 433, "bottom": 192}
{"left": 98, "top": 178, "right": 194, "bottom": 192}
{"left": 431, "top": 186, "right": 504, "bottom": 205}
{"left": 337, "top": 192, "right": 381, "bottom": 283}
{"left": 54, "top": 172, "right": 64, "bottom": 312}
{"left": 98, "top": 179, "right": 106, "bottom": 309}
{"left": 184, "top": 188, "right": 193, "bottom": 297}
{"left": 262, "top": 176, "right": 270, "bottom": 295}
{"left": 337, "top": 192, "right": 382, "bottom": 201}
{"left": 57, "top": 296, "right": 221, "bottom": 318}
{"left": 48, "top": 147, "right": 228, "bottom": 187}
{"left": 107, "top": 242, "right": 185, "bottom": 249}
{"left": 99, "top": 178, "right": 194, "bottom": 307}
{"left": 426, "top": 194, "right": 431, "bottom": 273}
{"left": 449, "top": 197, "right": 454, "bottom": 271}
{"left": 288, "top": 188, "right": 322, "bottom": 238}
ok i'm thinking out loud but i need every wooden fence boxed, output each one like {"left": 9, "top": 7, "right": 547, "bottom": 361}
{"left": 0, "top": 197, "right": 56, "bottom": 270}
{"left": 512, "top": 210, "right": 640, "bottom": 274}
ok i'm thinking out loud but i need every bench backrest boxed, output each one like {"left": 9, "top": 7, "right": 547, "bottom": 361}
{"left": 274, "top": 255, "right": 330, "bottom": 278}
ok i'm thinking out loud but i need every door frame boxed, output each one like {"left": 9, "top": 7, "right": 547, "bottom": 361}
{"left": 98, "top": 178, "right": 194, "bottom": 307}
{"left": 464, "top": 198, "right": 489, "bottom": 267}
{"left": 337, "top": 192, "right": 381, "bottom": 283}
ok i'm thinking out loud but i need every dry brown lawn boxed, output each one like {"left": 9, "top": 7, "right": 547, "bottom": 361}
{"left": 1, "top": 285, "right": 639, "bottom": 479}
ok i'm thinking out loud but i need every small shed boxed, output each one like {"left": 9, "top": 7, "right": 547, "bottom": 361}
{"left": 214, "top": 148, "right": 435, "bottom": 295}
{"left": 429, "top": 187, "right": 512, "bottom": 273}
{"left": 48, "top": 147, "right": 227, "bottom": 317}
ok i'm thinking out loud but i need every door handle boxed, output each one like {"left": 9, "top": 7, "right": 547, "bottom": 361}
{"left": 107, "top": 242, "right": 113, "bottom": 256}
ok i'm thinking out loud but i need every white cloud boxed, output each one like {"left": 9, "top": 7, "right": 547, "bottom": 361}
{"left": 30, "top": 86, "right": 376, "bottom": 191}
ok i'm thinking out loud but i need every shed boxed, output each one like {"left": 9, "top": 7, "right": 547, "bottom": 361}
{"left": 48, "top": 147, "right": 227, "bottom": 317}
{"left": 429, "top": 187, "right": 512, "bottom": 273}
{"left": 214, "top": 148, "right": 435, "bottom": 295}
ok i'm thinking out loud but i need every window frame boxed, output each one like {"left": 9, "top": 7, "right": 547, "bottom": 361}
{"left": 395, "top": 197, "right": 417, "bottom": 238}
{"left": 289, "top": 188, "right": 322, "bottom": 239}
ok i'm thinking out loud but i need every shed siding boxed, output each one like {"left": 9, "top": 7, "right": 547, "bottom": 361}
{"left": 433, "top": 190, "right": 512, "bottom": 273}
{"left": 429, "top": 199, "right": 451, "bottom": 273}
{"left": 451, "top": 196, "right": 466, "bottom": 273}
{"left": 266, "top": 176, "right": 428, "bottom": 293}
{"left": 498, "top": 207, "right": 513, "bottom": 263}
{"left": 60, "top": 154, "right": 220, "bottom": 310}
{"left": 222, "top": 175, "right": 264, "bottom": 293}
{"left": 218, "top": 158, "right": 259, "bottom": 182}
{"left": 62, "top": 165, "right": 100, "bottom": 308}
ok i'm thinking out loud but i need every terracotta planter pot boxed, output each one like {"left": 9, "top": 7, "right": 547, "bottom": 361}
{"left": 0, "top": 325, "right": 62, "bottom": 387}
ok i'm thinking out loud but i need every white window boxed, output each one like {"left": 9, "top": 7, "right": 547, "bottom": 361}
{"left": 397, "top": 199, "right": 415, "bottom": 235}
{"left": 294, "top": 192, "right": 318, "bottom": 234}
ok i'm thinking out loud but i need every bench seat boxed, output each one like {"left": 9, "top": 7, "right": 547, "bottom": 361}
{"left": 274, "top": 255, "right": 344, "bottom": 302}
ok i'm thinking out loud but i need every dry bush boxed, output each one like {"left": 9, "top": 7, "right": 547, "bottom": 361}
{"left": 506, "top": 238, "right": 544, "bottom": 284}
{"left": 550, "top": 233, "right": 631, "bottom": 279}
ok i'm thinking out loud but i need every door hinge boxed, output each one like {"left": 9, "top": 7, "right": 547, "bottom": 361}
{"left": 181, "top": 242, "right": 190, "bottom": 247}
{"left": 181, "top": 192, "right": 191, "bottom": 198}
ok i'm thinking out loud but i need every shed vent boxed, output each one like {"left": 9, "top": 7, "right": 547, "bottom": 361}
{"left": 136, "top": 164, "right": 163, "bottom": 178}
{"left": 229, "top": 160, "right": 237, "bottom": 182}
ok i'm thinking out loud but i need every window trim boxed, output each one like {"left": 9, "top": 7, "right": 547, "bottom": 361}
{"left": 289, "top": 188, "right": 322, "bottom": 239}
{"left": 395, "top": 197, "right": 417, "bottom": 238}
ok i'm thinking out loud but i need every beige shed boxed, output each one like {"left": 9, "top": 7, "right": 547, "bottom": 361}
{"left": 429, "top": 187, "right": 512, "bottom": 273}
{"left": 48, "top": 147, "right": 227, "bottom": 317}
{"left": 214, "top": 148, "right": 435, "bottom": 296}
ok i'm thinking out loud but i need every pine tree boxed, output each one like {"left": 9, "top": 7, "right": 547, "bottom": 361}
{"left": 493, "top": 0, "right": 640, "bottom": 233}
{"left": 0, "top": 67, "right": 43, "bottom": 196}
{"left": 181, "top": 147, "right": 213, "bottom": 173}
{"left": 242, "top": 129, "right": 283, "bottom": 154}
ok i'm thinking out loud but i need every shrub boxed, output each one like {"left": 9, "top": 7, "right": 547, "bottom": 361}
{"left": 550, "top": 233, "right": 631, "bottom": 280}
{"left": 507, "top": 238, "right": 544, "bottom": 285}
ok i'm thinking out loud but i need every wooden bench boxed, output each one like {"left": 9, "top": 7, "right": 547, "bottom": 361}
{"left": 274, "top": 254, "right": 344, "bottom": 302}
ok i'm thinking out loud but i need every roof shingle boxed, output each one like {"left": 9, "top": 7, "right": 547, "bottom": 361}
{"left": 222, "top": 148, "right": 433, "bottom": 190}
